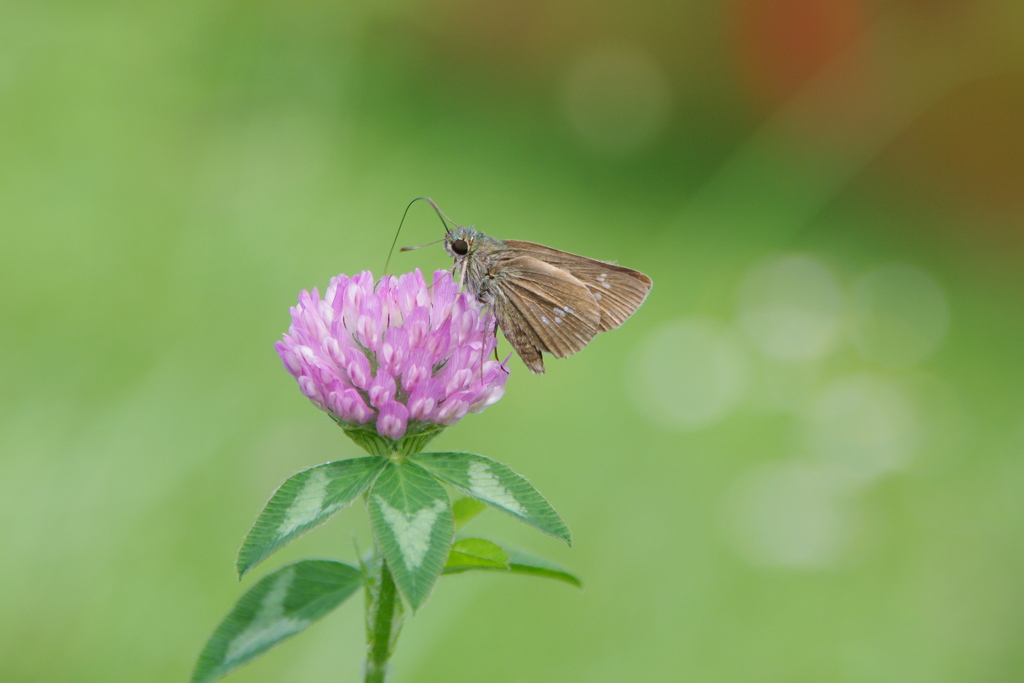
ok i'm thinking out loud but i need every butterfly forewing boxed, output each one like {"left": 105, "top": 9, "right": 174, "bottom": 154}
{"left": 504, "top": 240, "right": 652, "bottom": 332}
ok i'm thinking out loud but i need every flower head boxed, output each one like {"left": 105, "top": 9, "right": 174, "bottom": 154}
{"left": 276, "top": 269, "right": 509, "bottom": 450}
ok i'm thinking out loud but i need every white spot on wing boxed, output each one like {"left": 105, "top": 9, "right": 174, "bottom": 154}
{"left": 467, "top": 461, "right": 525, "bottom": 516}
{"left": 601, "top": 281, "right": 612, "bottom": 289}
{"left": 594, "top": 293, "right": 603, "bottom": 301}
{"left": 541, "top": 315, "right": 549, "bottom": 324}
{"left": 375, "top": 496, "right": 446, "bottom": 569}
{"left": 554, "top": 317, "right": 563, "bottom": 324}
{"left": 277, "top": 467, "right": 341, "bottom": 537}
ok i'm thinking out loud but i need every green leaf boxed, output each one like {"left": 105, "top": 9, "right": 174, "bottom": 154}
{"left": 367, "top": 460, "right": 454, "bottom": 612}
{"left": 452, "top": 497, "right": 487, "bottom": 531}
{"left": 191, "top": 560, "right": 362, "bottom": 683}
{"left": 411, "top": 452, "right": 571, "bottom": 545}
{"left": 445, "top": 538, "right": 510, "bottom": 571}
{"left": 504, "top": 547, "right": 582, "bottom": 588}
{"left": 443, "top": 543, "right": 582, "bottom": 588}
{"left": 237, "top": 458, "right": 385, "bottom": 578}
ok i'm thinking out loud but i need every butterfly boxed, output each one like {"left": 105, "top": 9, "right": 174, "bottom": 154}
{"left": 394, "top": 198, "right": 653, "bottom": 374}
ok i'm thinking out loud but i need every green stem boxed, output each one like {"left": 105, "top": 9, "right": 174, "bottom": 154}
{"left": 364, "top": 550, "right": 404, "bottom": 683}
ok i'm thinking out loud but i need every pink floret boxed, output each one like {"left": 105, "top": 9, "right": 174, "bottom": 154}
{"left": 276, "top": 269, "right": 509, "bottom": 441}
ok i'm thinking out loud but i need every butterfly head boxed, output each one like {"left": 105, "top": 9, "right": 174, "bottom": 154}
{"left": 444, "top": 225, "right": 480, "bottom": 262}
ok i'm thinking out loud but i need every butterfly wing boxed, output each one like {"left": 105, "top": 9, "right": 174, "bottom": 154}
{"left": 484, "top": 255, "right": 602, "bottom": 374}
{"left": 504, "top": 240, "right": 652, "bottom": 332}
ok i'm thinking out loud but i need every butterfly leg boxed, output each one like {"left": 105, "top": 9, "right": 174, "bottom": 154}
{"left": 476, "top": 310, "right": 496, "bottom": 381}
{"left": 491, "top": 315, "right": 501, "bottom": 362}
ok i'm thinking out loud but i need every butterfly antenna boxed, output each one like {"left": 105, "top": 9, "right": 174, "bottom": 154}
{"left": 399, "top": 238, "right": 443, "bottom": 253}
{"left": 383, "top": 196, "right": 456, "bottom": 275}
{"left": 420, "top": 197, "right": 460, "bottom": 230}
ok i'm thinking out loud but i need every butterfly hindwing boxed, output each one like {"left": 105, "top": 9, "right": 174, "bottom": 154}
{"left": 484, "top": 256, "right": 601, "bottom": 373}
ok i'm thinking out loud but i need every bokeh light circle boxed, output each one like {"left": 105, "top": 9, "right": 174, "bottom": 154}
{"left": 559, "top": 42, "right": 673, "bottom": 156}
{"left": 629, "top": 318, "right": 749, "bottom": 430}
{"left": 849, "top": 264, "right": 950, "bottom": 367}
{"left": 804, "top": 373, "right": 922, "bottom": 482}
{"left": 738, "top": 253, "right": 844, "bottom": 361}
{"left": 725, "top": 460, "right": 859, "bottom": 569}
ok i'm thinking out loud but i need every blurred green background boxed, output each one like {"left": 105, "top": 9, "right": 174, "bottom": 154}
{"left": 3, "top": 0, "right": 1024, "bottom": 681}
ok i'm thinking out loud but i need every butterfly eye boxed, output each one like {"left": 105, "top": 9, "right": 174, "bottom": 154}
{"left": 451, "top": 239, "right": 469, "bottom": 255}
